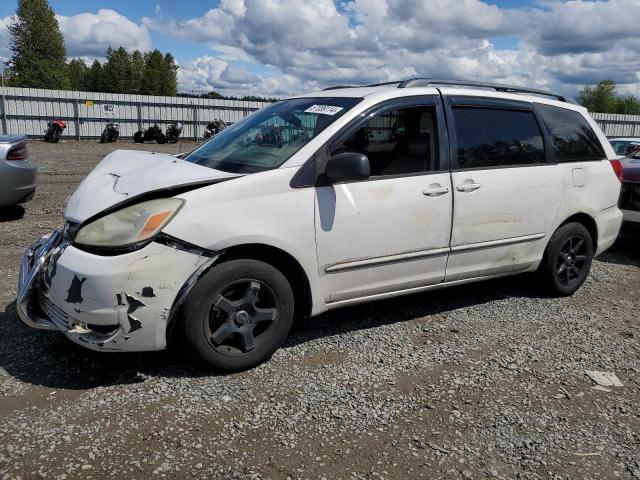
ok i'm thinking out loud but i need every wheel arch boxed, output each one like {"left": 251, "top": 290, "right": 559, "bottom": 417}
{"left": 558, "top": 212, "right": 598, "bottom": 250}
{"left": 219, "top": 243, "right": 313, "bottom": 322}
{"left": 166, "top": 242, "right": 314, "bottom": 346}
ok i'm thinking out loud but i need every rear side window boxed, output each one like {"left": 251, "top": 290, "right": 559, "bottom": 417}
{"left": 453, "top": 107, "right": 545, "bottom": 169}
{"left": 537, "top": 105, "right": 606, "bottom": 162}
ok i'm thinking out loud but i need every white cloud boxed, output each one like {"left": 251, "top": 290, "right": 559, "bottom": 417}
{"left": 57, "top": 9, "right": 151, "bottom": 58}
{"left": 146, "top": 0, "right": 640, "bottom": 98}
{"left": 520, "top": 0, "right": 640, "bottom": 56}
{"left": 2, "top": 1, "right": 640, "bottom": 98}
{"left": 177, "top": 55, "right": 300, "bottom": 97}
{"left": 0, "top": 16, "right": 12, "bottom": 61}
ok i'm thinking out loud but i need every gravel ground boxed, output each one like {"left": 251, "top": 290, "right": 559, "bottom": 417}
{"left": 0, "top": 140, "right": 639, "bottom": 480}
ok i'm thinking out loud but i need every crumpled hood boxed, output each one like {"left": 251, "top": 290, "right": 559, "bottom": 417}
{"left": 65, "top": 149, "right": 239, "bottom": 223}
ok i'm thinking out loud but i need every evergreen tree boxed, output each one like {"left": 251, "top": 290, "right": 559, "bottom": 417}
{"left": 7, "top": 0, "right": 70, "bottom": 89}
{"left": 86, "top": 60, "right": 106, "bottom": 92}
{"left": 129, "top": 50, "right": 145, "bottom": 94}
{"left": 103, "top": 46, "right": 132, "bottom": 93}
{"left": 141, "top": 50, "right": 165, "bottom": 95}
{"left": 68, "top": 58, "right": 88, "bottom": 91}
{"left": 160, "top": 52, "right": 179, "bottom": 96}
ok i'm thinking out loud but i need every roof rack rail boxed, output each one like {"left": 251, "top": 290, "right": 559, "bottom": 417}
{"left": 323, "top": 81, "right": 402, "bottom": 91}
{"left": 397, "top": 78, "right": 570, "bottom": 103}
{"left": 364, "top": 81, "right": 402, "bottom": 87}
{"left": 322, "top": 85, "right": 357, "bottom": 91}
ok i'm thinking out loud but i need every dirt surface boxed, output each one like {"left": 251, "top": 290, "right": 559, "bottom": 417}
{"left": 0, "top": 140, "right": 639, "bottom": 480}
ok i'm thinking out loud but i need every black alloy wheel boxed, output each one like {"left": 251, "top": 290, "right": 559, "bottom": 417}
{"left": 207, "top": 279, "right": 278, "bottom": 355}
{"left": 182, "top": 259, "right": 294, "bottom": 371}
{"left": 555, "top": 235, "right": 588, "bottom": 287}
{"left": 540, "top": 222, "right": 594, "bottom": 296}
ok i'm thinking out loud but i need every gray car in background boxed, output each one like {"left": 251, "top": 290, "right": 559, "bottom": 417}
{"left": 0, "top": 135, "right": 37, "bottom": 207}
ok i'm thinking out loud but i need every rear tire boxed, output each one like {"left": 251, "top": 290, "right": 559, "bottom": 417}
{"left": 182, "top": 259, "right": 294, "bottom": 371}
{"left": 539, "top": 222, "right": 594, "bottom": 296}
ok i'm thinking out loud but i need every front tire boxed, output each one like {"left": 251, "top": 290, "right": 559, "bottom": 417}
{"left": 182, "top": 259, "right": 294, "bottom": 371}
{"left": 539, "top": 222, "right": 594, "bottom": 296}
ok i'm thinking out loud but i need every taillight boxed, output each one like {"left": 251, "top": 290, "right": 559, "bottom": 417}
{"left": 6, "top": 144, "right": 28, "bottom": 161}
{"left": 610, "top": 159, "right": 623, "bottom": 182}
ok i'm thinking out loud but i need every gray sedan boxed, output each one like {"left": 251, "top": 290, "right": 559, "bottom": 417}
{"left": 0, "top": 135, "right": 37, "bottom": 207}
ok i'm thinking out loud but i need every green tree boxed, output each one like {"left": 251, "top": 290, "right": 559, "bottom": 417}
{"left": 141, "top": 49, "right": 165, "bottom": 95}
{"left": 7, "top": 0, "right": 70, "bottom": 89}
{"left": 86, "top": 59, "right": 106, "bottom": 92}
{"left": 160, "top": 52, "right": 178, "bottom": 96}
{"left": 615, "top": 95, "right": 640, "bottom": 115}
{"left": 578, "top": 80, "right": 618, "bottom": 113}
{"left": 103, "top": 46, "right": 132, "bottom": 93}
{"left": 129, "top": 50, "right": 145, "bottom": 93}
{"left": 578, "top": 79, "right": 640, "bottom": 114}
{"left": 67, "top": 58, "right": 88, "bottom": 91}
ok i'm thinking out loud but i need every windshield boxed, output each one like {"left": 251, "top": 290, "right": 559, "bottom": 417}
{"left": 184, "top": 97, "right": 362, "bottom": 173}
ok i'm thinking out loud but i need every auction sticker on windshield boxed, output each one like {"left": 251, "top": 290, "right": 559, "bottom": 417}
{"left": 304, "top": 105, "right": 344, "bottom": 115}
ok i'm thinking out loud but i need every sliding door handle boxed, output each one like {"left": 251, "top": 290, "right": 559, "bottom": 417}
{"left": 423, "top": 186, "right": 449, "bottom": 197}
{"left": 456, "top": 183, "right": 481, "bottom": 193}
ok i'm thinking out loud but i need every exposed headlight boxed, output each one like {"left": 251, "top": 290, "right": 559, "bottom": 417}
{"left": 75, "top": 198, "right": 184, "bottom": 248}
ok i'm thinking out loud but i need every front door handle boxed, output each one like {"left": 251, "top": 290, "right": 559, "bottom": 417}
{"left": 423, "top": 185, "right": 449, "bottom": 197}
{"left": 456, "top": 183, "right": 481, "bottom": 193}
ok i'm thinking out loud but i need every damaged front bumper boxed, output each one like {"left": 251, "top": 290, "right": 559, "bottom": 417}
{"left": 16, "top": 230, "right": 214, "bottom": 352}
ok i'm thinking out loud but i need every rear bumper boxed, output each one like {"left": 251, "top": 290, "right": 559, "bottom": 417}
{"left": 16, "top": 231, "right": 213, "bottom": 352}
{"left": 0, "top": 159, "right": 37, "bottom": 206}
{"left": 595, "top": 206, "right": 623, "bottom": 256}
{"left": 622, "top": 209, "right": 640, "bottom": 223}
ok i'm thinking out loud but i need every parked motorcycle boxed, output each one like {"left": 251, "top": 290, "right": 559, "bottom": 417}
{"left": 204, "top": 119, "right": 227, "bottom": 139}
{"left": 100, "top": 122, "right": 120, "bottom": 143}
{"left": 255, "top": 124, "right": 284, "bottom": 147}
{"left": 133, "top": 125, "right": 166, "bottom": 144}
{"left": 165, "top": 122, "right": 183, "bottom": 144}
{"left": 44, "top": 120, "right": 67, "bottom": 143}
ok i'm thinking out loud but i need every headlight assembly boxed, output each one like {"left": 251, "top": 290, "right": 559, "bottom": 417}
{"left": 74, "top": 198, "right": 184, "bottom": 248}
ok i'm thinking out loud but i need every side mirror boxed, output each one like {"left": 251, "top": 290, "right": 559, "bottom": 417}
{"left": 323, "top": 152, "right": 370, "bottom": 184}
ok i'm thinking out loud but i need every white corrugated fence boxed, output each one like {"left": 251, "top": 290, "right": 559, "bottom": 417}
{"left": 0, "top": 86, "right": 273, "bottom": 139}
{"left": 590, "top": 112, "right": 640, "bottom": 138}
{"left": 1, "top": 86, "right": 640, "bottom": 140}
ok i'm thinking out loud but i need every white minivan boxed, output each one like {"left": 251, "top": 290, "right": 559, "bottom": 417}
{"left": 17, "top": 79, "right": 623, "bottom": 370}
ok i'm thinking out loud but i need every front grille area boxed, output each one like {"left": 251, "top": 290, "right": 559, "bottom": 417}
{"left": 619, "top": 182, "right": 640, "bottom": 212}
{"left": 36, "top": 290, "right": 69, "bottom": 329}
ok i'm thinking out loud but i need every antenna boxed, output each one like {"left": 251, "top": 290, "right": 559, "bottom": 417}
{"left": 178, "top": 63, "right": 199, "bottom": 155}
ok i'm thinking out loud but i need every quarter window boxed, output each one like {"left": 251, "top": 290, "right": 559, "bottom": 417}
{"left": 537, "top": 104, "right": 606, "bottom": 162}
{"left": 453, "top": 107, "right": 545, "bottom": 169}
